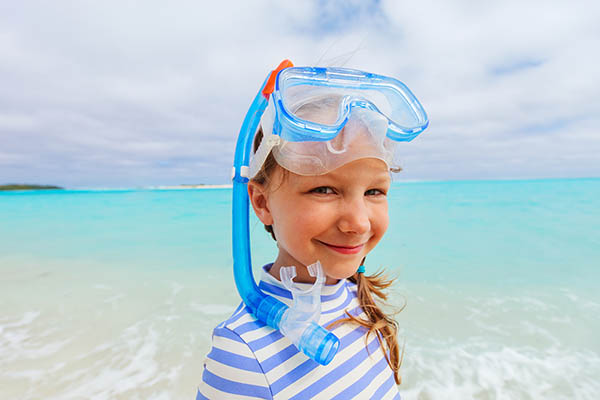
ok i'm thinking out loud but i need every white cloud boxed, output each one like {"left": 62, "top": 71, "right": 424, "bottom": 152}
{"left": 0, "top": 0, "right": 598, "bottom": 186}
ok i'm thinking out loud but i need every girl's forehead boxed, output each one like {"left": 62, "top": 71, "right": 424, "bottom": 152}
{"left": 285, "top": 158, "right": 391, "bottom": 185}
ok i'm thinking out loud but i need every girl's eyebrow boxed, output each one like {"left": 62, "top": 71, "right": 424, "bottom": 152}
{"left": 301, "top": 173, "right": 390, "bottom": 186}
{"left": 369, "top": 173, "right": 392, "bottom": 183}
{"left": 327, "top": 168, "right": 391, "bottom": 181}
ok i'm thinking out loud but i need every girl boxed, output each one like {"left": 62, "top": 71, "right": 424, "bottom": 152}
{"left": 197, "top": 61, "right": 428, "bottom": 399}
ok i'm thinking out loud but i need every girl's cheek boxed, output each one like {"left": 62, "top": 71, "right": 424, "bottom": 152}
{"left": 293, "top": 201, "right": 329, "bottom": 222}
{"left": 375, "top": 206, "right": 390, "bottom": 233}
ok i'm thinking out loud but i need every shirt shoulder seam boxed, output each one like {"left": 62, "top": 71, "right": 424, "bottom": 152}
{"left": 220, "top": 325, "right": 275, "bottom": 400}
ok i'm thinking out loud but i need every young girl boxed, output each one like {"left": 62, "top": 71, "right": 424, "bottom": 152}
{"left": 197, "top": 61, "right": 428, "bottom": 399}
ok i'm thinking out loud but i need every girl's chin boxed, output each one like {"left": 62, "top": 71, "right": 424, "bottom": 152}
{"left": 323, "top": 264, "right": 362, "bottom": 281}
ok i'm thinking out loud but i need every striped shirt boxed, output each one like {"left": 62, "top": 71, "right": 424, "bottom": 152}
{"left": 197, "top": 265, "right": 400, "bottom": 399}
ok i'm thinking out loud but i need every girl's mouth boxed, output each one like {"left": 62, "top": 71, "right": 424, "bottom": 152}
{"left": 319, "top": 241, "right": 365, "bottom": 255}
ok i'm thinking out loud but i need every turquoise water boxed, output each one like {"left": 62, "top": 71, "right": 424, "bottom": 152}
{"left": 2, "top": 179, "right": 598, "bottom": 286}
{"left": 1, "top": 178, "right": 599, "bottom": 399}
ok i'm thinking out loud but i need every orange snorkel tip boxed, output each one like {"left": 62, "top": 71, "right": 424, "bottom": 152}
{"left": 262, "top": 59, "right": 294, "bottom": 99}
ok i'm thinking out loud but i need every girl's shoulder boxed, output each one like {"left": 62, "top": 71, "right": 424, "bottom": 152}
{"left": 199, "top": 303, "right": 276, "bottom": 399}
{"left": 213, "top": 301, "right": 278, "bottom": 346}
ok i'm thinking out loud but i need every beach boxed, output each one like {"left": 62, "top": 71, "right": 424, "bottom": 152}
{"left": 1, "top": 179, "right": 599, "bottom": 399}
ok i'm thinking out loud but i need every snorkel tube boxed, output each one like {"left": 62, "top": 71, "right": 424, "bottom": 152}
{"left": 231, "top": 60, "right": 340, "bottom": 365}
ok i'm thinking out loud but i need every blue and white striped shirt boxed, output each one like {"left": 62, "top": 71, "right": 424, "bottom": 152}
{"left": 197, "top": 265, "right": 400, "bottom": 399}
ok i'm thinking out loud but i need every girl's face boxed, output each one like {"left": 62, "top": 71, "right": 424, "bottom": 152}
{"left": 249, "top": 158, "right": 390, "bottom": 284}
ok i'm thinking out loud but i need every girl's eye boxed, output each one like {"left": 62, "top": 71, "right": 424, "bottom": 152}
{"left": 365, "top": 188, "right": 386, "bottom": 196}
{"left": 311, "top": 186, "right": 335, "bottom": 195}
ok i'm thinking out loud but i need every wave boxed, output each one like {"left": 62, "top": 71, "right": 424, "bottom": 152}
{"left": 400, "top": 339, "right": 600, "bottom": 400}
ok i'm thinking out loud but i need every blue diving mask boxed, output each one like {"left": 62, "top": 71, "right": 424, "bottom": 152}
{"left": 248, "top": 64, "right": 429, "bottom": 177}
{"left": 231, "top": 60, "right": 428, "bottom": 366}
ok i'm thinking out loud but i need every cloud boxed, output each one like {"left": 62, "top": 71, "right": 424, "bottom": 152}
{"left": 0, "top": 0, "right": 598, "bottom": 187}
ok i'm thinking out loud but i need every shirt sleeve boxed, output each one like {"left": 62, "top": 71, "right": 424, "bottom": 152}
{"left": 197, "top": 325, "right": 272, "bottom": 400}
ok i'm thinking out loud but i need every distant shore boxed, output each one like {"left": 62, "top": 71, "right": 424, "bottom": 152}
{"left": 0, "top": 184, "right": 64, "bottom": 191}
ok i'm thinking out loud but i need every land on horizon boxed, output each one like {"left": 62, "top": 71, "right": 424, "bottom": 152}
{"left": 0, "top": 184, "right": 64, "bottom": 191}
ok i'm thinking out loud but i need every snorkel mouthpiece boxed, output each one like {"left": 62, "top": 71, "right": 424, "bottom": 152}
{"left": 279, "top": 261, "right": 340, "bottom": 365}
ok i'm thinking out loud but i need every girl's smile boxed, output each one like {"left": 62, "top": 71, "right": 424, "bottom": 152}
{"left": 248, "top": 158, "right": 390, "bottom": 285}
{"left": 316, "top": 240, "right": 365, "bottom": 254}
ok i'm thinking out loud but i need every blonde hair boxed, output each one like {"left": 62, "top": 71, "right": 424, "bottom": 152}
{"left": 251, "top": 127, "right": 404, "bottom": 384}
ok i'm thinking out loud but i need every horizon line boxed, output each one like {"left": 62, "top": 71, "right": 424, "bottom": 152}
{"left": 3, "top": 176, "right": 599, "bottom": 191}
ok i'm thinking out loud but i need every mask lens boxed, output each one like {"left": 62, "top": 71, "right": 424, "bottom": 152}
{"left": 281, "top": 84, "right": 343, "bottom": 125}
{"left": 279, "top": 77, "right": 421, "bottom": 130}
{"left": 275, "top": 67, "right": 428, "bottom": 143}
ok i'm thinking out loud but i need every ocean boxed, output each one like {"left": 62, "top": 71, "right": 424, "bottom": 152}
{"left": 1, "top": 178, "right": 599, "bottom": 399}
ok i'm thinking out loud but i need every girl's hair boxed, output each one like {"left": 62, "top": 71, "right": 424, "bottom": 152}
{"left": 334, "top": 268, "right": 404, "bottom": 385}
{"left": 251, "top": 127, "right": 404, "bottom": 384}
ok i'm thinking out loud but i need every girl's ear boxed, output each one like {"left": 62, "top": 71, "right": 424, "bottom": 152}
{"left": 248, "top": 181, "right": 274, "bottom": 226}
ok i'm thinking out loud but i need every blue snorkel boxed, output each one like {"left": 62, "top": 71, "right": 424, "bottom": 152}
{"left": 231, "top": 60, "right": 340, "bottom": 365}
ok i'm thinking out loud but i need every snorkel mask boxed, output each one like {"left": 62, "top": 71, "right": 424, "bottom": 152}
{"left": 232, "top": 60, "right": 428, "bottom": 365}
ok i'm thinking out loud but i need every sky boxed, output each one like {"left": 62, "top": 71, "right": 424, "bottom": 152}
{"left": 1, "top": 0, "right": 599, "bottom": 187}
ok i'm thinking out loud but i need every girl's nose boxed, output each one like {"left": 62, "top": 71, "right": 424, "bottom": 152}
{"left": 338, "top": 197, "right": 371, "bottom": 235}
